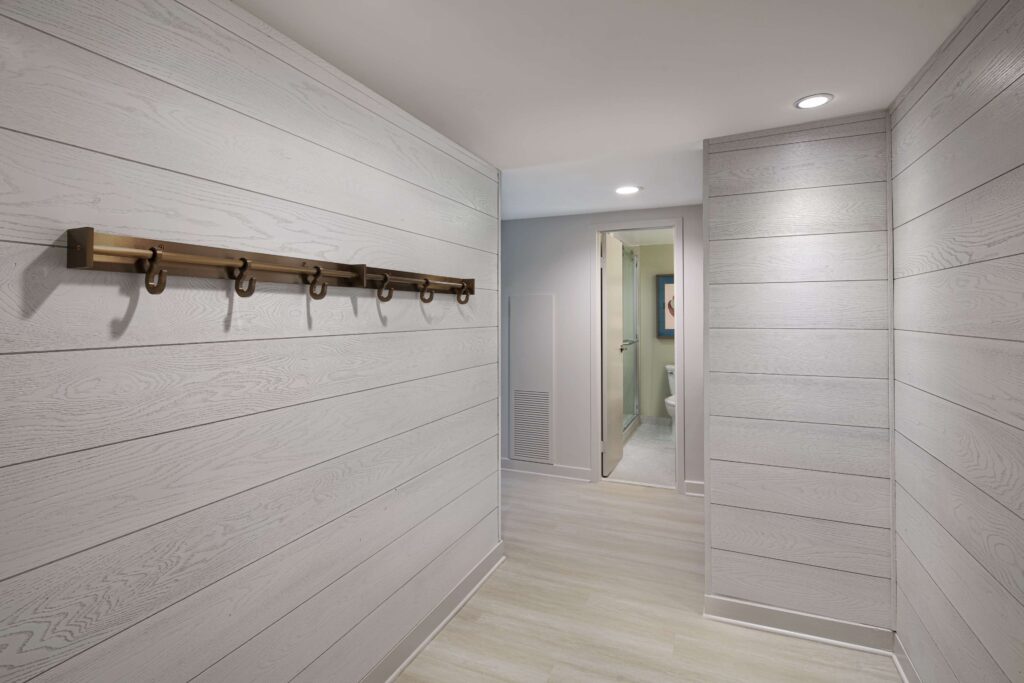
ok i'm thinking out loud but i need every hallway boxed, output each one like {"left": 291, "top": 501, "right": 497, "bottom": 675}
{"left": 399, "top": 471, "right": 900, "bottom": 682}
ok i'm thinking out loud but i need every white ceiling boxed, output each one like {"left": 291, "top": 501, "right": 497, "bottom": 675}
{"left": 234, "top": 0, "right": 975, "bottom": 219}
{"left": 615, "top": 228, "right": 675, "bottom": 247}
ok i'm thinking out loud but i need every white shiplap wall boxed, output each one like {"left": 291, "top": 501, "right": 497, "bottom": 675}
{"left": 703, "top": 112, "right": 894, "bottom": 635}
{"left": 890, "top": 0, "right": 1024, "bottom": 680}
{"left": 0, "top": 1, "right": 500, "bottom": 681}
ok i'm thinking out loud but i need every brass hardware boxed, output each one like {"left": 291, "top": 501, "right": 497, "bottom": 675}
{"left": 418, "top": 278, "right": 434, "bottom": 304}
{"left": 144, "top": 247, "right": 167, "bottom": 295}
{"left": 376, "top": 273, "right": 395, "bottom": 302}
{"left": 307, "top": 266, "right": 328, "bottom": 300}
{"left": 234, "top": 258, "right": 256, "bottom": 298}
{"left": 65, "top": 228, "right": 474, "bottom": 303}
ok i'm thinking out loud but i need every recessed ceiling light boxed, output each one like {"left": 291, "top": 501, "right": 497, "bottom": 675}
{"left": 795, "top": 93, "right": 833, "bottom": 109}
{"left": 616, "top": 185, "right": 641, "bottom": 195}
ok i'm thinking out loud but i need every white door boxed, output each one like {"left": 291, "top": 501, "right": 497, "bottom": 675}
{"left": 602, "top": 233, "right": 624, "bottom": 476}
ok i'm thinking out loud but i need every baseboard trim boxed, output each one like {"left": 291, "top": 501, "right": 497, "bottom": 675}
{"left": 501, "top": 458, "right": 591, "bottom": 481}
{"left": 683, "top": 479, "right": 704, "bottom": 496}
{"left": 703, "top": 595, "right": 894, "bottom": 655}
{"left": 891, "top": 633, "right": 920, "bottom": 683}
{"left": 372, "top": 541, "right": 506, "bottom": 683}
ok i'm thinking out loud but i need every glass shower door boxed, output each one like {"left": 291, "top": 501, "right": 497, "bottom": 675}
{"left": 621, "top": 248, "right": 639, "bottom": 430}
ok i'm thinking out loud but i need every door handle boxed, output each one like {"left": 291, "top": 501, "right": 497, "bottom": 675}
{"left": 619, "top": 339, "right": 637, "bottom": 352}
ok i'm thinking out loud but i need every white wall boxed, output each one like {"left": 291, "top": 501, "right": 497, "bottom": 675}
{"left": 0, "top": 2, "right": 500, "bottom": 681}
{"left": 636, "top": 244, "right": 676, "bottom": 420}
{"left": 501, "top": 205, "right": 704, "bottom": 487}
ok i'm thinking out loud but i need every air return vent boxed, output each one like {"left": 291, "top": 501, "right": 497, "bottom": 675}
{"left": 508, "top": 294, "right": 554, "bottom": 464}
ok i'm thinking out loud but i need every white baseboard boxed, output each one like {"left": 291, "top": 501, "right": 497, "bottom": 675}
{"left": 501, "top": 458, "right": 592, "bottom": 481}
{"left": 372, "top": 541, "right": 506, "bottom": 683}
{"left": 682, "top": 479, "right": 704, "bottom": 496}
{"left": 704, "top": 594, "right": 894, "bottom": 655}
{"left": 891, "top": 633, "right": 920, "bottom": 683}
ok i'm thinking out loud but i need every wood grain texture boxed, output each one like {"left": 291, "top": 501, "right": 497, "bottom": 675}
{"left": 894, "top": 162, "right": 1024, "bottom": 278}
{"left": 709, "top": 281, "right": 889, "bottom": 329}
{"left": 708, "top": 416, "right": 890, "bottom": 477}
{"left": 896, "top": 433, "right": 1024, "bottom": 604}
{"left": 707, "top": 133, "right": 887, "bottom": 197}
{"left": 0, "top": 130, "right": 498, "bottom": 286}
{"left": 709, "top": 461, "right": 891, "bottom": 528}
{"left": 896, "top": 537, "right": 1012, "bottom": 683}
{"left": 707, "top": 117, "right": 887, "bottom": 154}
{"left": 895, "top": 590, "right": 958, "bottom": 683}
{"left": 895, "top": 488, "right": 1024, "bottom": 681}
{"left": 0, "top": 242, "right": 497, "bottom": 354}
{"left": 0, "top": 0, "right": 497, "bottom": 216}
{"left": 0, "top": 430, "right": 497, "bottom": 682}
{"left": 0, "top": 17, "right": 497, "bottom": 252}
{"left": 706, "top": 183, "right": 888, "bottom": 240}
{"left": 710, "top": 505, "right": 891, "bottom": 577}
{"left": 709, "top": 329, "right": 888, "bottom": 378}
{"left": 36, "top": 470, "right": 497, "bottom": 683}
{"left": 895, "top": 254, "right": 1024, "bottom": 341}
{"left": 895, "top": 330, "right": 1024, "bottom": 430}
{"left": 892, "top": 0, "right": 1024, "bottom": 175}
{"left": 708, "top": 231, "right": 888, "bottom": 283}
{"left": 895, "top": 382, "right": 1024, "bottom": 517}
{"left": 710, "top": 550, "right": 891, "bottom": 628}
{"left": 708, "top": 373, "right": 889, "bottom": 428}
{"left": 0, "top": 378, "right": 496, "bottom": 582}
{"left": 0, "top": 327, "right": 496, "bottom": 465}
{"left": 893, "top": 69, "right": 1024, "bottom": 227}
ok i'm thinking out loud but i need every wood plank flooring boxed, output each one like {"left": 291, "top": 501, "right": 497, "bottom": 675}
{"left": 398, "top": 471, "right": 900, "bottom": 682}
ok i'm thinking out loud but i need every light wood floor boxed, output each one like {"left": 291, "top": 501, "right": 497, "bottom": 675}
{"left": 398, "top": 471, "right": 901, "bottom": 682}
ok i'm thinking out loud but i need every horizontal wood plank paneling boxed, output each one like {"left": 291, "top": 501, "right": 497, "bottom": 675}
{"left": 0, "top": 0, "right": 497, "bottom": 216}
{"left": 892, "top": 0, "right": 1024, "bottom": 175}
{"left": 895, "top": 330, "right": 1024, "bottom": 430}
{"left": 894, "top": 163, "right": 1024, "bottom": 278}
{"left": 708, "top": 116, "right": 887, "bottom": 154}
{"left": 0, "top": 242, "right": 497, "bottom": 354}
{"left": 710, "top": 505, "right": 891, "bottom": 577}
{"left": 709, "top": 281, "right": 889, "bottom": 329}
{"left": 895, "top": 382, "right": 1024, "bottom": 517}
{"left": 709, "top": 461, "right": 891, "bottom": 528}
{"left": 895, "top": 590, "right": 958, "bottom": 683}
{"left": 893, "top": 70, "right": 1024, "bottom": 227}
{"left": 706, "top": 183, "right": 888, "bottom": 240}
{"left": 895, "top": 434, "right": 1024, "bottom": 603}
{"left": 291, "top": 513, "right": 500, "bottom": 683}
{"left": 708, "top": 373, "right": 889, "bottom": 427}
{"left": 0, "top": 430, "right": 497, "bottom": 682}
{"left": 0, "top": 130, "right": 498, "bottom": 286}
{"left": 707, "top": 416, "right": 890, "bottom": 477}
{"left": 708, "top": 231, "right": 888, "bottom": 283}
{"left": 896, "top": 488, "right": 1024, "bottom": 680}
{"left": 0, "top": 17, "right": 497, "bottom": 252}
{"left": 0, "top": 378, "right": 496, "bottom": 582}
{"left": 709, "top": 329, "right": 889, "bottom": 378}
{"left": 895, "top": 254, "right": 1024, "bottom": 340}
{"left": 896, "top": 538, "right": 1012, "bottom": 683}
{"left": 711, "top": 549, "right": 891, "bottom": 628}
{"left": 0, "top": 328, "right": 496, "bottom": 465}
{"left": 707, "top": 133, "right": 888, "bottom": 197}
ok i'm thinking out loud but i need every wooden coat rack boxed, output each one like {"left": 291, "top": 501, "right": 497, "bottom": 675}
{"left": 66, "top": 227, "right": 475, "bottom": 303}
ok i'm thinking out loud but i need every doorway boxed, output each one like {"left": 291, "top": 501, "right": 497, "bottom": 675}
{"left": 600, "top": 227, "right": 678, "bottom": 488}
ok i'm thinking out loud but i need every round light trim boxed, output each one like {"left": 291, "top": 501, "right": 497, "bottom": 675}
{"left": 615, "top": 185, "right": 641, "bottom": 195}
{"left": 795, "top": 93, "right": 834, "bottom": 109}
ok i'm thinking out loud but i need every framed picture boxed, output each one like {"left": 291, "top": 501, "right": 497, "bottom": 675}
{"left": 656, "top": 274, "right": 675, "bottom": 338}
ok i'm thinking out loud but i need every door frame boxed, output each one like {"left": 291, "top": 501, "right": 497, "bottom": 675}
{"left": 589, "top": 217, "right": 685, "bottom": 489}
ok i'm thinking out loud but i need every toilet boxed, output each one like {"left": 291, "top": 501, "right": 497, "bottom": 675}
{"left": 664, "top": 365, "right": 677, "bottom": 436}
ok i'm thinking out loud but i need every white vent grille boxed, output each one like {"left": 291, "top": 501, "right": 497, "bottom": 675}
{"left": 512, "top": 389, "right": 552, "bottom": 463}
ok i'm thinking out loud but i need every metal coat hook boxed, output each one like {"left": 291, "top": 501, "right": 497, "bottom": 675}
{"left": 455, "top": 281, "right": 471, "bottom": 305}
{"left": 145, "top": 247, "right": 167, "bottom": 295}
{"left": 418, "top": 278, "right": 434, "bottom": 303}
{"left": 307, "top": 266, "right": 328, "bottom": 300}
{"left": 234, "top": 257, "right": 256, "bottom": 297}
{"left": 376, "top": 273, "right": 395, "bottom": 302}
